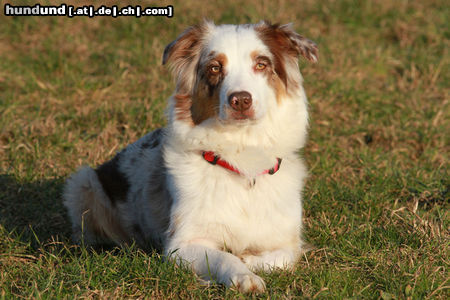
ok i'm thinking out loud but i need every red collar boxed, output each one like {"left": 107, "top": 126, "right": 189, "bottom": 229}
{"left": 202, "top": 151, "right": 282, "bottom": 176}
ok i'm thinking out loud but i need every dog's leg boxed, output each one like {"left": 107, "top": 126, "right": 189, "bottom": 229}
{"left": 241, "top": 248, "right": 299, "bottom": 272}
{"left": 169, "top": 243, "right": 266, "bottom": 293}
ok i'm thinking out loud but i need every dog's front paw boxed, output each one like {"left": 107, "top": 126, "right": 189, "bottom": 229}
{"left": 241, "top": 249, "right": 296, "bottom": 272}
{"left": 228, "top": 273, "right": 266, "bottom": 294}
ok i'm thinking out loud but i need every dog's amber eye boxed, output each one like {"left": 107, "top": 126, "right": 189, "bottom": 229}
{"left": 210, "top": 66, "right": 221, "bottom": 73}
{"left": 255, "top": 63, "right": 266, "bottom": 70}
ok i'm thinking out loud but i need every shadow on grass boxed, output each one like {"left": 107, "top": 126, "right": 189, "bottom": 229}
{"left": 0, "top": 174, "right": 72, "bottom": 247}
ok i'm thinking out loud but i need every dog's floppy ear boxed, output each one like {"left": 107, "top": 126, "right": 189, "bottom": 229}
{"left": 256, "top": 21, "right": 318, "bottom": 63}
{"left": 162, "top": 25, "right": 202, "bottom": 66}
{"left": 162, "top": 21, "right": 213, "bottom": 93}
{"left": 280, "top": 23, "right": 318, "bottom": 63}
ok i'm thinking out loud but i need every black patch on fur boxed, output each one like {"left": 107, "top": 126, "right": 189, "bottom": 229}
{"left": 132, "top": 223, "right": 145, "bottom": 240}
{"left": 148, "top": 150, "right": 166, "bottom": 196}
{"left": 95, "top": 152, "right": 130, "bottom": 206}
{"left": 141, "top": 129, "right": 162, "bottom": 149}
{"left": 151, "top": 182, "right": 164, "bottom": 194}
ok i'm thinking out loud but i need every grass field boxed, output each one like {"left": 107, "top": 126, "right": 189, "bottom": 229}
{"left": 0, "top": 0, "right": 448, "bottom": 298}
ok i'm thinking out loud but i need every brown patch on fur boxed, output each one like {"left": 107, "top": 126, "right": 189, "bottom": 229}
{"left": 190, "top": 93, "right": 217, "bottom": 124}
{"left": 272, "top": 76, "right": 287, "bottom": 103}
{"left": 78, "top": 189, "right": 130, "bottom": 245}
{"left": 254, "top": 25, "right": 292, "bottom": 89}
{"left": 251, "top": 50, "right": 287, "bottom": 103}
{"left": 81, "top": 208, "right": 104, "bottom": 238}
{"left": 190, "top": 52, "right": 228, "bottom": 124}
{"left": 162, "top": 24, "right": 203, "bottom": 66}
{"left": 213, "top": 53, "right": 228, "bottom": 70}
{"left": 174, "top": 94, "right": 194, "bottom": 125}
{"left": 171, "top": 50, "right": 227, "bottom": 125}
{"left": 163, "top": 22, "right": 211, "bottom": 125}
{"left": 95, "top": 152, "right": 130, "bottom": 206}
{"left": 249, "top": 284, "right": 259, "bottom": 292}
{"left": 163, "top": 22, "right": 210, "bottom": 95}
{"left": 255, "top": 22, "right": 318, "bottom": 63}
{"left": 240, "top": 247, "right": 262, "bottom": 257}
{"left": 255, "top": 22, "right": 318, "bottom": 96}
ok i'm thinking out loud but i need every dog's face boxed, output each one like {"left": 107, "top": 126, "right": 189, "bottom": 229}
{"left": 163, "top": 21, "right": 318, "bottom": 125}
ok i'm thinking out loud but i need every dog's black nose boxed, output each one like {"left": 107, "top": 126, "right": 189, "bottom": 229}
{"left": 228, "top": 91, "right": 252, "bottom": 112}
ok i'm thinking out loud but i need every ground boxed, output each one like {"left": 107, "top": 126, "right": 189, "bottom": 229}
{"left": 0, "top": 0, "right": 448, "bottom": 298}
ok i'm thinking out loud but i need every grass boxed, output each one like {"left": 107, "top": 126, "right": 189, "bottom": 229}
{"left": 0, "top": 0, "right": 448, "bottom": 298}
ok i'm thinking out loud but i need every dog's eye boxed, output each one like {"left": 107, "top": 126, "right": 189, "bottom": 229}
{"left": 210, "top": 65, "right": 221, "bottom": 73}
{"left": 255, "top": 63, "right": 266, "bottom": 71}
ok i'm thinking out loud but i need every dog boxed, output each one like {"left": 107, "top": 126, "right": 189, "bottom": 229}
{"left": 64, "top": 20, "right": 318, "bottom": 293}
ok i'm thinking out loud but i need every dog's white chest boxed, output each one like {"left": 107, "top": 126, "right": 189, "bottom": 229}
{"left": 166, "top": 154, "right": 304, "bottom": 252}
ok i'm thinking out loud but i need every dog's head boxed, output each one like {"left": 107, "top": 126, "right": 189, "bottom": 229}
{"left": 163, "top": 21, "right": 318, "bottom": 125}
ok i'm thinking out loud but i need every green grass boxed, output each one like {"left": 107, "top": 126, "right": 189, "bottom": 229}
{"left": 1, "top": 0, "right": 448, "bottom": 298}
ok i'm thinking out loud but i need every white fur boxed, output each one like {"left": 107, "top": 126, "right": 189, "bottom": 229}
{"left": 64, "top": 22, "right": 314, "bottom": 294}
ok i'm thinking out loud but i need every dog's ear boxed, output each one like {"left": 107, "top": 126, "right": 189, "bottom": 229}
{"left": 162, "top": 26, "right": 202, "bottom": 66}
{"left": 256, "top": 21, "right": 318, "bottom": 63}
{"left": 162, "top": 20, "right": 214, "bottom": 66}
{"left": 162, "top": 21, "right": 213, "bottom": 93}
{"left": 279, "top": 23, "right": 318, "bottom": 63}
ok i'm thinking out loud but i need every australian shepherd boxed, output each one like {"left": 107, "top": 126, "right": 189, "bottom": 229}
{"left": 64, "top": 21, "right": 318, "bottom": 293}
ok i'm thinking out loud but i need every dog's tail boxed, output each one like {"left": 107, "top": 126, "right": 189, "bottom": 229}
{"left": 63, "top": 166, "right": 129, "bottom": 246}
